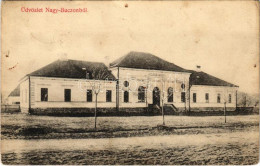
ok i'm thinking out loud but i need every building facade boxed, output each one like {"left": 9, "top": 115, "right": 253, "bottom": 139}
{"left": 19, "top": 51, "right": 239, "bottom": 115}
{"left": 20, "top": 76, "right": 117, "bottom": 113}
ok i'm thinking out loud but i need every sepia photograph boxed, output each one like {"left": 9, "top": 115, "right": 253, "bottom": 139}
{"left": 1, "top": 1, "right": 259, "bottom": 165}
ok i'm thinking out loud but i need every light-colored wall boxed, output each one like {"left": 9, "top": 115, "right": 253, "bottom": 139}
{"left": 20, "top": 78, "right": 29, "bottom": 113}
{"left": 190, "top": 85, "right": 238, "bottom": 108}
{"left": 7, "top": 96, "right": 20, "bottom": 105}
{"left": 20, "top": 76, "right": 117, "bottom": 112}
{"left": 19, "top": 71, "right": 238, "bottom": 113}
{"left": 111, "top": 67, "right": 191, "bottom": 108}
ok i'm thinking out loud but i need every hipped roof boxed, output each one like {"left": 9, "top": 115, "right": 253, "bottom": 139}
{"left": 110, "top": 51, "right": 187, "bottom": 73}
{"left": 27, "top": 59, "right": 115, "bottom": 80}
{"left": 188, "top": 70, "right": 238, "bottom": 87}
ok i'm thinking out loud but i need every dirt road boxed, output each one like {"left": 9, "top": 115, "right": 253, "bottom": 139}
{"left": 2, "top": 131, "right": 259, "bottom": 165}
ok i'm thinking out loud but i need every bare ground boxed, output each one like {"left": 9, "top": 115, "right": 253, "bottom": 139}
{"left": 1, "top": 113, "right": 259, "bottom": 165}
{"left": 1, "top": 113, "right": 259, "bottom": 139}
{"left": 1, "top": 132, "right": 259, "bottom": 165}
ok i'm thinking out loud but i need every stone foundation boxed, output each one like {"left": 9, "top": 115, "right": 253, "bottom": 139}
{"left": 28, "top": 106, "right": 257, "bottom": 116}
{"left": 29, "top": 107, "right": 162, "bottom": 117}
{"left": 190, "top": 107, "right": 236, "bottom": 112}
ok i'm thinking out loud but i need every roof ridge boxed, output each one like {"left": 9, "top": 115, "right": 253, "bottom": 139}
{"left": 67, "top": 59, "right": 105, "bottom": 64}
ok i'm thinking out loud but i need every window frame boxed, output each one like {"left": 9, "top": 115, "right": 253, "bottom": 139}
{"left": 124, "top": 91, "right": 129, "bottom": 103}
{"left": 106, "top": 90, "right": 112, "bottom": 102}
{"left": 167, "top": 87, "right": 173, "bottom": 103}
{"left": 64, "top": 89, "right": 71, "bottom": 102}
{"left": 181, "top": 92, "right": 186, "bottom": 103}
{"left": 138, "top": 86, "right": 145, "bottom": 103}
{"left": 217, "top": 93, "right": 221, "bottom": 103}
{"left": 205, "top": 93, "right": 209, "bottom": 103}
{"left": 87, "top": 89, "right": 93, "bottom": 102}
{"left": 41, "top": 88, "right": 48, "bottom": 102}
{"left": 228, "top": 94, "right": 232, "bottom": 103}
{"left": 123, "top": 81, "right": 129, "bottom": 87}
{"left": 193, "top": 93, "right": 197, "bottom": 103}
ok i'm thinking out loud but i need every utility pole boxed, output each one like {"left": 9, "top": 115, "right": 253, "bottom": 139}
{"left": 244, "top": 95, "right": 247, "bottom": 107}
{"left": 161, "top": 78, "right": 165, "bottom": 126}
{"left": 235, "top": 90, "right": 238, "bottom": 111}
{"left": 162, "top": 92, "right": 165, "bottom": 125}
{"left": 95, "top": 93, "right": 97, "bottom": 130}
{"left": 224, "top": 102, "right": 226, "bottom": 123}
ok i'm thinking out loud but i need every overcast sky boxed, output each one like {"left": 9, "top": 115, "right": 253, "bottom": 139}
{"left": 2, "top": 1, "right": 259, "bottom": 99}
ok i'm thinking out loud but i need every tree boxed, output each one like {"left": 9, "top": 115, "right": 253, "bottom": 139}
{"left": 222, "top": 89, "right": 231, "bottom": 123}
{"left": 158, "top": 76, "right": 181, "bottom": 126}
{"left": 161, "top": 81, "right": 166, "bottom": 125}
{"left": 84, "top": 65, "right": 113, "bottom": 130}
{"left": 237, "top": 92, "right": 254, "bottom": 107}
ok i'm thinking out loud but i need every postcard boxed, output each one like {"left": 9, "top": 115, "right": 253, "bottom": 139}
{"left": 1, "top": 1, "right": 259, "bottom": 165}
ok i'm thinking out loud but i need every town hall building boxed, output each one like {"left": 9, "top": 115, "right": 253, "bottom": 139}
{"left": 18, "top": 51, "right": 238, "bottom": 115}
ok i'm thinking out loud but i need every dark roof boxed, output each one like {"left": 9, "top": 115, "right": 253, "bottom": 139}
{"left": 110, "top": 51, "right": 187, "bottom": 73}
{"left": 28, "top": 59, "right": 116, "bottom": 80}
{"left": 188, "top": 70, "right": 238, "bottom": 87}
{"left": 9, "top": 85, "right": 20, "bottom": 97}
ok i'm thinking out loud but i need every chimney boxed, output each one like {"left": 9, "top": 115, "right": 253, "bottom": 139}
{"left": 59, "top": 53, "right": 68, "bottom": 61}
{"left": 86, "top": 73, "right": 90, "bottom": 79}
{"left": 196, "top": 65, "right": 201, "bottom": 72}
{"left": 82, "top": 67, "right": 90, "bottom": 79}
{"left": 104, "top": 56, "right": 110, "bottom": 67}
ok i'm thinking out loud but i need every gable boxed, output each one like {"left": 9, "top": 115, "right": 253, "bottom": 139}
{"left": 8, "top": 85, "right": 20, "bottom": 97}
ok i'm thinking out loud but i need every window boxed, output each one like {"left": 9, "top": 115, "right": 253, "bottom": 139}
{"left": 138, "top": 86, "right": 145, "bottom": 102}
{"left": 106, "top": 90, "right": 112, "bottom": 102}
{"left": 87, "top": 90, "right": 93, "bottom": 102}
{"left": 205, "top": 93, "right": 209, "bottom": 103}
{"left": 124, "top": 81, "right": 129, "bottom": 87}
{"left": 193, "top": 93, "right": 197, "bottom": 103}
{"left": 41, "top": 88, "right": 48, "bottom": 101}
{"left": 124, "top": 91, "right": 129, "bottom": 103}
{"left": 168, "top": 87, "right": 173, "bottom": 102}
{"left": 217, "top": 94, "right": 221, "bottom": 103}
{"left": 181, "top": 92, "right": 186, "bottom": 103}
{"left": 64, "top": 89, "right": 71, "bottom": 102}
{"left": 228, "top": 94, "right": 232, "bottom": 103}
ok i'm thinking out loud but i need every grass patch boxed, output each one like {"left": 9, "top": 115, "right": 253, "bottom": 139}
{"left": 17, "top": 127, "right": 54, "bottom": 136}
{"left": 1, "top": 113, "right": 259, "bottom": 139}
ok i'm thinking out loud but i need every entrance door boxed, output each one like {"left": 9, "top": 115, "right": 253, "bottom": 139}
{"left": 153, "top": 87, "right": 160, "bottom": 106}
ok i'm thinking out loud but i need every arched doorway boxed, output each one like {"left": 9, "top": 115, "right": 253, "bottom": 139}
{"left": 153, "top": 87, "right": 160, "bottom": 106}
